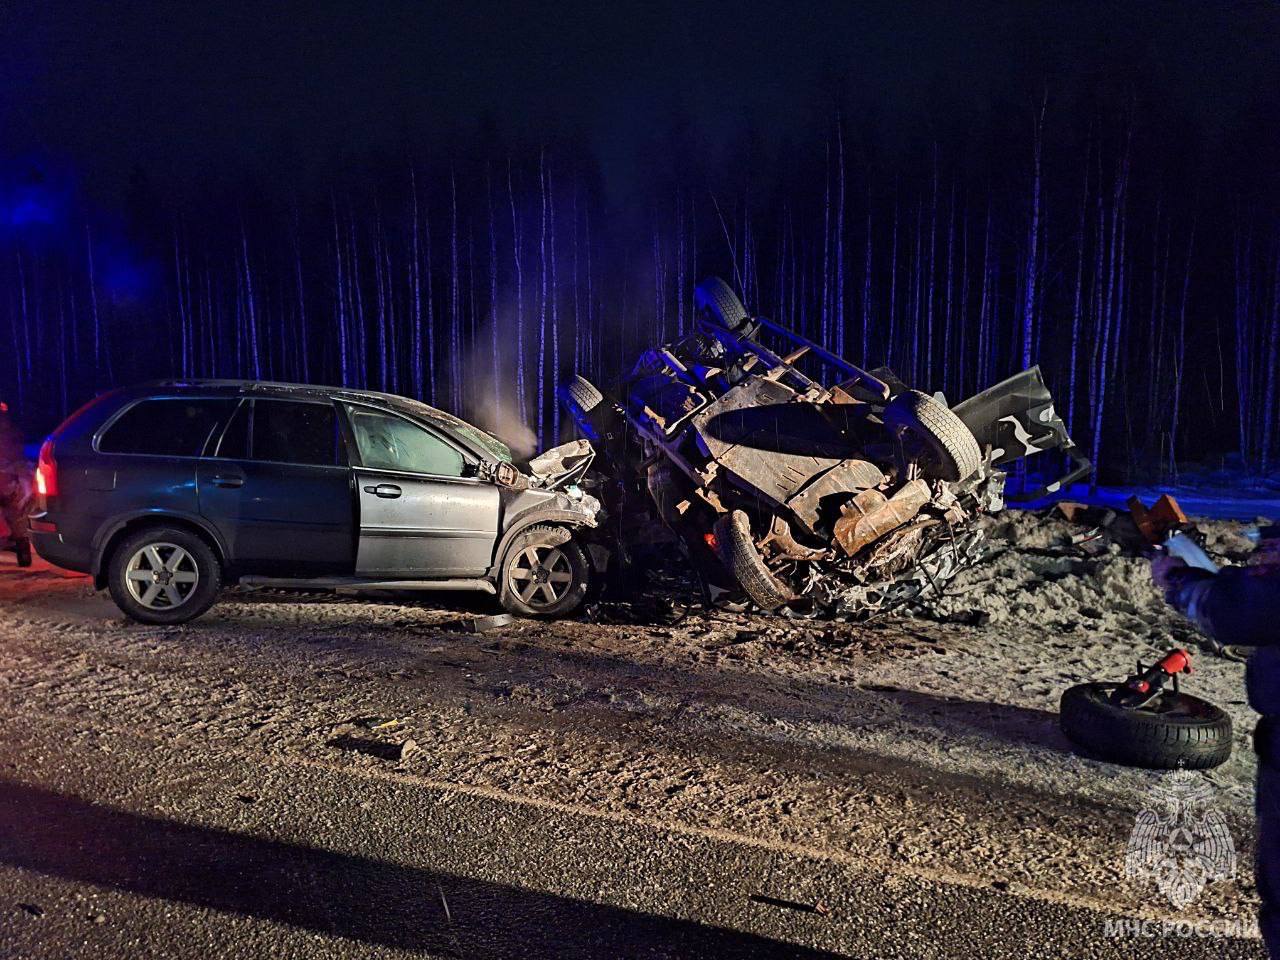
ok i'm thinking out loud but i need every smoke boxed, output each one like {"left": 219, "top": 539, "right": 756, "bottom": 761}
{"left": 459, "top": 309, "right": 539, "bottom": 460}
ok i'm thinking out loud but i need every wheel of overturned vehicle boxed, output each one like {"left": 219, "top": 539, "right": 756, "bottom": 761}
{"left": 559, "top": 374, "right": 616, "bottom": 440}
{"left": 694, "top": 277, "right": 750, "bottom": 331}
{"left": 107, "top": 525, "right": 222, "bottom": 625}
{"left": 563, "top": 374, "right": 604, "bottom": 415}
{"left": 883, "top": 390, "right": 982, "bottom": 483}
{"left": 499, "top": 525, "right": 591, "bottom": 618}
{"left": 1059, "top": 682, "right": 1233, "bottom": 770}
{"left": 712, "top": 510, "right": 797, "bottom": 612}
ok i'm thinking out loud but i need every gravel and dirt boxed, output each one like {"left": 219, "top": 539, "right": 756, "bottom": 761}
{"left": 0, "top": 508, "right": 1272, "bottom": 958}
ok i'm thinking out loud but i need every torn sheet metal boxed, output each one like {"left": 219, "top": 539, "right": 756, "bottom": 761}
{"left": 561, "top": 277, "right": 1088, "bottom": 619}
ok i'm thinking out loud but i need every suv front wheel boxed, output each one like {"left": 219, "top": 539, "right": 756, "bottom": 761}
{"left": 498, "top": 525, "right": 591, "bottom": 618}
{"left": 107, "top": 526, "right": 222, "bottom": 624}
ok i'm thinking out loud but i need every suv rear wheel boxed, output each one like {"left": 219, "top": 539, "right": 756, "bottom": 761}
{"left": 499, "top": 525, "right": 591, "bottom": 618}
{"left": 107, "top": 526, "right": 222, "bottom": 624}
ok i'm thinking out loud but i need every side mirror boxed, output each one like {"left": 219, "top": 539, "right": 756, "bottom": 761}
{"left": 494, "top": 462, "right": 523, "bottom": 487}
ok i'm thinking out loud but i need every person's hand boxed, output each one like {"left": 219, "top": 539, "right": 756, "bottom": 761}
{"left": 1150, "top": 553, "right": 1189, "bottom": 595}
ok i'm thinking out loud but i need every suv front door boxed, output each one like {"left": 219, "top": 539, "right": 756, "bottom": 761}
{"left": 343, "top": 403, "right": 499, "bottom": 578}
{"left": 197, "top": 398, "right": 355, "bottom": 576}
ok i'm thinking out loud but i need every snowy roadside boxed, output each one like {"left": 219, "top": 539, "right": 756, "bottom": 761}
{"left": 0, "top": 505, "right": 1270, "bottom": 948}
{"left": 1011, "top": 469, "right": 1280, "bottom": 521}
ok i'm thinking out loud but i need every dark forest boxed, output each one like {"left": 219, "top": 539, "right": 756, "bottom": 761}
{"left": 3, "top": 2, "right": 1278, "bottom": 481}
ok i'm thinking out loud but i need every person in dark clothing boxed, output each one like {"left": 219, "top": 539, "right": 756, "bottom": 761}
{"left": 1153, "top": 525, "right": 1280, "bottom": 954}
{"left": 0, "top": 402, "right": 33, "bottom": 567}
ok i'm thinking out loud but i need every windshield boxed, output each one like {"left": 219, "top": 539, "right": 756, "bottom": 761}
{"left": 384, "top": 396, "right": 514, "bottom": 463}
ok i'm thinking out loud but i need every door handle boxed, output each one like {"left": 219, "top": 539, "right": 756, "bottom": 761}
{"left": 209, "top": 475, "right": 244, "bottom": 489}
{"left": 363, "top": 483, "right": 402, "bottom": 499}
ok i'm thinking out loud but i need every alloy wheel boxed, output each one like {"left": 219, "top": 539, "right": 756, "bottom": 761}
{"left": 124, "top": 542, "right": 200, "bottom": 610}
{"left": 507, "top": 544, "right": 574, "bottom": 608}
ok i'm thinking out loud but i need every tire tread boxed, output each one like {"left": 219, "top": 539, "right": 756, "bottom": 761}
{"left": 885, "top": 390, "right": 983, "bottom": 482}
{"left": 1059, "top": 682, "right": 1233, "bottom": 770}
{"left": 713, "top": 510, "right": 795, "bottom": 612}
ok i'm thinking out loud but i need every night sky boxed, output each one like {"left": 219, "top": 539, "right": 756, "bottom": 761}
{"left": 5, "top": 1, "right": 1275, "bottom": 204}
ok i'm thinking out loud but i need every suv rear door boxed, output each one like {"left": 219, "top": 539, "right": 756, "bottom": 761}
{"left": 91, "top": 396, "right": 239, "bottom": 538}
{"left": 342, "top": 403, "right": 499, "bottom": 578}
{"left": 197, "top": 398, "right": 355, "bottom": 576}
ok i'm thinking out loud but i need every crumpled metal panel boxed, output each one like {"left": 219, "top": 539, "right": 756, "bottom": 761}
{"left": 832, "top": 479, "right": 931, "bottom": 557}
{"left": 786, "top": 458, "right": 886, "bottom": 534}
{"left": 692, "top": 379, "right": 854, "bottom": 508}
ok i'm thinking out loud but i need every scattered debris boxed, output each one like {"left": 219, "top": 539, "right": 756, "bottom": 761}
{"left": 749, "top": 893, "right": 831, "bottom": 916}
{"left": 327, "top": 733, "right": 420, "bottom": 762}
{"left": 437, "top": 883, "right": 453, "bottom": 924}
{"left": 326, "top": 715, "right": 421, "bottom": 762}
{"left": 1052, "top": 501, "right": 1091, "bottom": 524}
{"left": 449, "top": 613, "right": 515, "bottom": 633}
{"left": 1128, "top": 493, "right": 1190, "bottom": 545}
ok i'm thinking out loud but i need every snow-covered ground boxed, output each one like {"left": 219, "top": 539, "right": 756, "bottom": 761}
{"left": 1012, "top": 463, "right": 1280, "bottom": 520}
{"left": 0, "top": 500, "right": 1272, "bottom": 956}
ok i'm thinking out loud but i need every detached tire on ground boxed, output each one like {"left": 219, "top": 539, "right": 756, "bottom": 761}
{"left": 694, "top": 277, "right": 750, "bottom": 331}
{"left": 499, "top": 525, "right": 591, "bottom": 618}
{"left": 1059, "top": 682, "right": 1233, "bottom": 770}
{"left": 713, "top": 509, "right": 796, "bottom": 612}
{"left": 107, "top": 525, "right": 222, "bottom": 625}
{"left": 883, "top": 389, "right": 983, "bottom": 483}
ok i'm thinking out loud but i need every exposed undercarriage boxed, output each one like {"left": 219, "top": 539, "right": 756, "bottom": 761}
{"left": 562, "top": 277, "right": 1090, "bottom": 620}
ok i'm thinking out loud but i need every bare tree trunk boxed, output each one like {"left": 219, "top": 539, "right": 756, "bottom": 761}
{"left": 487, "top": 166, "right": 500, "bottom": 412}
{"left": 925, "top": 145, "right": 938, "bottom": 382}
{"left": 1169, "top": 219, "right": 1196, "bottom": 470}
{"left": 887, "top": 187, "right": 900, "bottom": 369}
{"left": 410, "top": 167, "right": 424, "bottom": 398}
{"left": 943, "top": 178, "right": 956, "bottom": 395}
{"left": 332, "top": 195, "right": 349, "bottom": 383}
{"left": 537, "top": 149, "right": 548, "bottom": 444}
{"left": 1261, "top": 242, "right": 1280, "bottom": 471}
{"left": 291, "top": 205, "right": 309, "bottom": 383}
{"left": 240, "top": 219, "right": 262, "bottom": 379}
{"left": 450, "top": 168, "right": 462, "bottom": 412}
{"left": 548, "top": 161, "right": 560, "bottom": 442}
{"left": 862, "top": 198, "right": 873, "bottom": 363}
{"left": 1022, "top": 90, "right": 1047, "bottom": 371}
{"left": 1090, "top": 124, "right": 1131, "bottom": 480}
{"left": 835, "top": 115, "right": 846, "bottom": 357}
{"left": 1068, "top": 144, "right": 1089, "bottom": 432}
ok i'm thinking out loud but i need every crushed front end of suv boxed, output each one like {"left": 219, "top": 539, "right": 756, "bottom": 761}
{"left": 562, "top": 277, "right": 1090, "bottom": 619}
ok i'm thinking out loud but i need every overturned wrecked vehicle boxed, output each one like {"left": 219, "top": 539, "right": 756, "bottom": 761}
{"left": 562, "top": 277, "right": 1090, "bottom": 619}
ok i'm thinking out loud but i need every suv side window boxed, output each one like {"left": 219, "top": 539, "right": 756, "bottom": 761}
{"left": 251, "top": 400, "right": 348, "bottom": 467}
{"left": 347, "top": 406, "right": 466, "bottom": 477}
{"left": 98, "top": 398, "right": 237, "bottom": 457}
{"left": 213, "top": 399, "right": 251, "bottom": 459}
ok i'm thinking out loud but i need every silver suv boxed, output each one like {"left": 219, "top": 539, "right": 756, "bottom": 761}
{"left": 30, "top": 380, "right": 602, "bottom": 624}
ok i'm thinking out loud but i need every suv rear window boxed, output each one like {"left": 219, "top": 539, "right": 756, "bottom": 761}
{"left": 251, "top": 400, "right": 347, "bottom": 467}
{"left": 98, "top": 399, "right": 236, "bottom": 457}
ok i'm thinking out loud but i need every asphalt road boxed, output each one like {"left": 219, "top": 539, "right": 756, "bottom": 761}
{"left": 0, "top": 554, "right": 1265, "bottom": 958}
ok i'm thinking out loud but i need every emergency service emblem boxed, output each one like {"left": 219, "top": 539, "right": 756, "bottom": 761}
{"left": 1124, "top": 770, "right": 1236, "bottom": 908}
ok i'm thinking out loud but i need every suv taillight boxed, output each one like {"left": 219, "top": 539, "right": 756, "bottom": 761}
{"left": 35, "top": 438, "right": 56, "bottom": 498}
